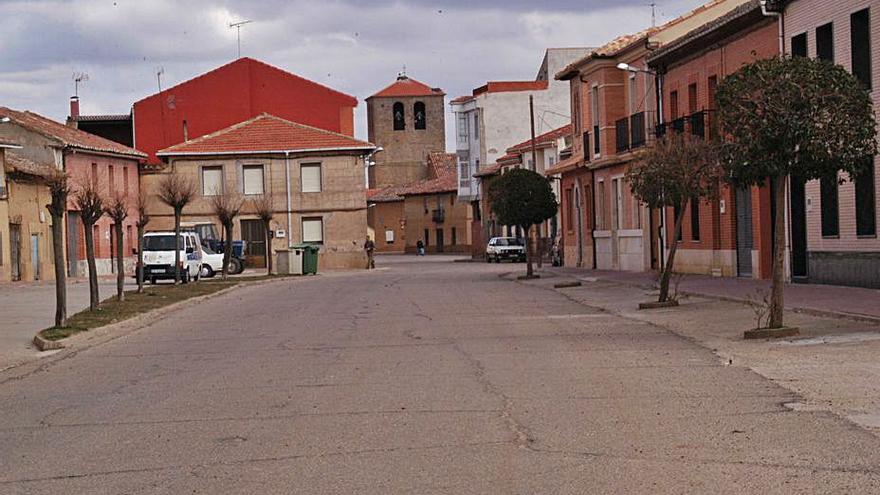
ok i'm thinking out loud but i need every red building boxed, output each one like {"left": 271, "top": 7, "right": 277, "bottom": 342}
{"left": 132, "top": 57, "right": 358, "bottom": 164}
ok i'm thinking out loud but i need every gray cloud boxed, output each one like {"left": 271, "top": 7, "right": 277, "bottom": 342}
{"left": 0, "top": 0, "right": 706, "bottom": 145}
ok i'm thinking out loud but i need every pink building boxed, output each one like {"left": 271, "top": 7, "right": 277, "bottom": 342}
{"left": 0, "top": 107, "right": 146, "bottom": 277}
{"left": 774, "top": 0, "right": 879, "bottom": 288}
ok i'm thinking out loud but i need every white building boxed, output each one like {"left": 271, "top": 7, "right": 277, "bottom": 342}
{"left": 451, "top": 48, "right": 592, "bottom": 204}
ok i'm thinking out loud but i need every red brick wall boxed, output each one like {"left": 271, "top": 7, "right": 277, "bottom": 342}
{"left": 560, "top": 167, "right": 593, "bottom": 267}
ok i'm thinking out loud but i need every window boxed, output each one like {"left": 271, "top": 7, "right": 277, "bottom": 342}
{"left": 674, "top": 203, "right": 683, "bottom": 241}
{"left": 688, "top": 83, "right": 697, "bottom": 114}
{"left": 855, "top": 160, "right": 876, "bottom": 236}
{"left": 821, "top": 172, "right": 840, "bottom": 237}
{"left": 473, "top": 113, "right": 479, "bottom": 139}
{"left": 852, "top": 9, "right": 872, "bottom": 89}
{"left": 301, "top": 163, "right": 322, "bottom": 193}
{"left": 816, "top": 23, "right": 834, "bottom": 62}
{"left": 108, "top": 165, "right": 115, "bottom": 195}
{"left": 201, "top": 166, "right": 223, "bottom": 196}
{"left": 126, "top": 225, "right": 133, "bottom": 255}
{"left": 302, "top": 217, "right": 324, "bottom": 243}
{"left": 242, "top": 165, "right": 264, "bottom": 195}
{"left": 572, "top": 84, "right": 582, "bottom": 134}
{"left": 123, "top": 166, "right": 129, "bottom": 196}
{"left": 414, "top": 102, "right": 426, "bottom": 130}
{"left": 424, "top": 228, "right": 430, "bottom": 246}
{"left": 690, "top": 197, "right": 701, "bottom": 241}
{"left": 393, "top": 102, "right": 405, "bottom": 131}
{"left": 457, "top": 114, "right": 469, "bottom": 143}
{"left": 670, "top": 90, "right": 679, "bottom": 119}
{"left": 452, "top": 227, "right": 457, "bottom": 245}
{"left": 91, "top": 163, "right": 98, "bottom": 186}
{"left": 612, "top": 178, "right": 622, "bottom": 230}
{"left": 591, "top": 85, "right": 600, "bottom": 155}
{"left": 459, "top": 160, "right": 469, "bottom": 187}
{"left": 791, "top": 32, "right": 808, "bottom": 58}
{"left": 565, "top": 188, "right": 573, "bottom": 230}
{"left": 596, "top": 180, "right": 606, "bottom": 230}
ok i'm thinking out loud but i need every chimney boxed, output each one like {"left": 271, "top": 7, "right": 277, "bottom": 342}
{"left": 69, "top": 96, "right": 80, "bottom": 119}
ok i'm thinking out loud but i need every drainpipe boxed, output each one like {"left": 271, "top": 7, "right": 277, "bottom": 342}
{"left": 590, "top": 169, "right": 597, "bottom": 270}
{"left": 285, "top": 151, "right": 292, "bottom": 248}
{"left": 655, "top": 70, "right": 666, "bottom": 271}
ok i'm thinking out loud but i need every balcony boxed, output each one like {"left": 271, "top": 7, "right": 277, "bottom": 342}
{"left": 615, "top": 118, "right": 630, "bottom": 153}
{"left": 432, "top": 209, "right": 445, "bottom": 224}
{"left": 689, "top": 111, "right": 706, "bottom": 139}
{"left": 671, "top": 117, "right": 686, "bottom": 134}
{"left": 630, "top": 112, "right": 647, "bottom": 149}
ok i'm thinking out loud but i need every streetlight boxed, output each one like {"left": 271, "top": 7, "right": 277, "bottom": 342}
{"left": 616, "top": 62, "right": 655, "bottom": 75}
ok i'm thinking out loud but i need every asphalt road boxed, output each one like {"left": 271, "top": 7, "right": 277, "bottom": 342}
{"left": 2, "top": 255, "right": 880, "bottom": 493}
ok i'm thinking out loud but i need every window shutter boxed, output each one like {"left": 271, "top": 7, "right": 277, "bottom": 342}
{"left": 243, "top": 165, "right": 264, "bottom": 195}
{"left": 302, "top": 218, "right": 323, "bottom": 243}
{"left": 301, "top": 163, "right": 322, "bottom": 193}
{"left": 201, "top": 166, "right": 223, "bottom": 196}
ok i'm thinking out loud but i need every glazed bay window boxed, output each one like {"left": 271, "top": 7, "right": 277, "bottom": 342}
{"left": 242, "top": 164, "right": 264, "bottom": 195}
{"left": 302, "top": 217, "right": 324, "bottom": 244}
{"left": 201, "top": 165, "right": 223, "bottom": 196}
{"left": 301, "top": 163, "right": 322, "bottom": 193}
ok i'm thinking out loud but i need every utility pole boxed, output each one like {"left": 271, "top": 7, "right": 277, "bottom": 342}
{"left": 229, "top": 20, "right": 253, "bottom": 59}
{"left": 529, "top": 95, "right": 542, "bottom": 268}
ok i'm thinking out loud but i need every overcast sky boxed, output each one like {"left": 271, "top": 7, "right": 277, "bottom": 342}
{"left": 0, "top": 0, "right": 707, "bottom": 145}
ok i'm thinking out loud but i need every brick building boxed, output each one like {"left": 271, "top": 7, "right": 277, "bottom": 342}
{"left": 0, "top": 107, "right": 146, "bottom": 278}
{"left": 646, "top": 0, "right": 780, "bottom": 278}
{"left": 366, "top": 75, "right": 446, "bottom": 189}
{"left": 400, "top": 152, "right": 472, "bottom": 254}
{"left": 153, "top": 114, "right": 375, "bottom": 270}
{"left": 774, "top": 0, "right": 879, "bottom": 288}
{"left": 366, "top": 186, "right": 406, "bottom": 253}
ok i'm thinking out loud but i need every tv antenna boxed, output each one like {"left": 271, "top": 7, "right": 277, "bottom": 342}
{"left": 72, "top": 72, "right": 89, "bottom": 97}
{"left": 229, "top": 20, "right": 253, "bottom": 58}
{"left": 649, "top": 1, "right": 657, "bottom": 27}
{"left": 155, "top": 66, "right": 165, "bottom": 93}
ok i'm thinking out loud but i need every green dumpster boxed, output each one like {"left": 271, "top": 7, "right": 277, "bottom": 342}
{"left": 293, "top": 243, "right": 320, "bottom": 274}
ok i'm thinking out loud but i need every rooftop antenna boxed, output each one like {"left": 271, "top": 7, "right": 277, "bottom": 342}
{"left": 229, "top": 20, "right": 253, "bottom": 59}
{"left": 72, "top": 72, "right": 89, "bottom": 97}
{"left": 155, "top": 66, "right": 165, "bottom": 93}
{"left": 398, "top": 64, "right": 407, "bottom": 79}
{"left": 649, "top": 1, "right": 657, "bottom": 27}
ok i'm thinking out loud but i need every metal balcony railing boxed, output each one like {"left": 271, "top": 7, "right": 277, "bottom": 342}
{"left": 630, "top": 111, "right": 647, "bottom": 149}
{"left": 671, "top": 117, "right": 686, "bottom": 134}
{"left": 615, "top": 118, "right": 630, "bottom": 153}
{"left": 432, "top": 209, "right": 445, "bottom": 224}
{"left": 689, "top": 111, "right": 706, "bottom": 139}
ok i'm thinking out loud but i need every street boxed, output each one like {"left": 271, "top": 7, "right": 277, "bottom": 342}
{"left": 2, "top": 256, "right": 880, "bottom": 493}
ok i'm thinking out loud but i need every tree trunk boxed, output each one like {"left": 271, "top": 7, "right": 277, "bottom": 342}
{"left": 768, "top": 176, "right": 787, "bottom": 328}
{"left": 83, "top": 222, "right": 99, "bottom": 311}
{"left": 264, "top": 222, "right": 273, "bottom": 276}
{"left": 51, "top": 212, "right": 67, "bottom": 327}
{"left": 115, "top": 223, "right": 125, "bottom": 301}
{"left": 658, "top": 203, "right": 687, "bottom": 303}
{"left": 525, "top": 224, "right": 534, "bottom": 278}
{"left": 173, "top": 210, "right": 181, "bottom": 285}
{"left": 137, "top": 225, "right": 145, "bottom": 293}
{"left": 222, "top": 222, "right": 234, "bottom": 281}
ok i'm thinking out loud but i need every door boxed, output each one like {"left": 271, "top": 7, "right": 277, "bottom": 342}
{"left": 435, "top": 228, "right": 444, "bottom": 253}
{"left": 790, "top": 175, "right": 808, "bottom": 279}
{"left": 240, "top": 219, "right": 266, "bottom": 268}
{"left": 67, "top": 211, "right": 80, "bottom": 277}
{"left": 10, "top": 224, "right": 21, "bottom": 281}
{"left": 735, "top": 187, "right": 753, "bottom": 277}
{"left": 31, "top": 234, "right": 40, "bottom": 281}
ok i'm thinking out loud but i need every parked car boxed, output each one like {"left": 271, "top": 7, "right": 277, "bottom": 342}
{"left": 181, "top": 221, "right": 247, "bottom": 274}
{"left": 199, "top": 242, "right": 243, "bottom": 278}
{"left": 486, "top": 237, "right": 526, "bottom": 263}
{"left": 139, "top": 231, "right": 203, "bottom": 284}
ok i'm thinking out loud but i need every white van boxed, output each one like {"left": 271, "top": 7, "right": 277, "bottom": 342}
{"left": 141, "top": 231, "right": 203, "bottom": 284}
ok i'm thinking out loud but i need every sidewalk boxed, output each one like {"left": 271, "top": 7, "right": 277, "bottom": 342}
{"left": 546, "top": 266, "right": 880, "bottom": 322}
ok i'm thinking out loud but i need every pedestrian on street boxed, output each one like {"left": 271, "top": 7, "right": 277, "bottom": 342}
{"left": 364, "top": 236, "right": 376, "bottom": 269}
{"left": 416, "top": 239, "right": 425, "bottom": 256}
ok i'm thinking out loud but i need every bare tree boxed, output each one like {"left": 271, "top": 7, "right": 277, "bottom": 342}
{"left": 73, "top": 177, "right": 105, "bottom": 311}
{"left": 211, "top": 191, "right": 244, "bottom": 280}
{"left": 135, "top": 189, "right": 150, "bottom": 293}
{"left": 105, "top": 194, "right": 128, "bottom": 301}
{"left": 45, "top": 169, "right": 69, "bottom": 327}
{"left": 251, "top": 194, "right": 275, "bottom": 276}
{"left": 626, "top": 133, "right": 722, "bottom": 304}
{"left": 156, "top": 170, "right": 196, "bottom": 284}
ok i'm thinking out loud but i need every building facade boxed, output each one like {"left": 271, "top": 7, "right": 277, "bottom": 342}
{"left": 153, "top": 114, "right": 375, "bottom": 270}
{"left": 132, "top": 58, "right": 358, "bottom": 165}
{"left": 778, "top": 0, "right": 880, "bottom": 288}
{"left": 366, "top": 75, "right": 446, "bottom": 189}
{"left": 0, "top": 107, "right": 146, "bottom": 279}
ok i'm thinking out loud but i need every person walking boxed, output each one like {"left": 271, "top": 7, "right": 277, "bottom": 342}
{"left": 364, "top": 236, "right": 376, "bottom": 269}
{"left": 416, "top": 239, "right": 425, "bottom": 256}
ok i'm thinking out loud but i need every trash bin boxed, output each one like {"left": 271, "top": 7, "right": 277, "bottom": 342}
{"left": 293, "top": 243, "right": 320, "bottom": 275}
{"left": 275, "top": 248, "right": 303, "bottom": 275}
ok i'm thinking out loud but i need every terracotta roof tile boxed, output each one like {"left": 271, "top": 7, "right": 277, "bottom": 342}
{"left": 369, "top": 76, "right": 445, "bottom": 98}
{"left": 0, "top": 107, "right": 145, "bottom": 159}
{"left": 506, "top": 124, "right": 572, "bottom": 154}
{"left": 367, "top": 186, "right": 406, "bottom": 203}
{"left": 157, "top": 113, "right": 375, "bottom": 155}
{"left": 400, "top": 152, "right": 458, "bottom": 196}
{"left": 5, "top": 152, "right": 56, "bottom": 178}
{"left": 474, "top": 162, "right": 504, "bottom": 178}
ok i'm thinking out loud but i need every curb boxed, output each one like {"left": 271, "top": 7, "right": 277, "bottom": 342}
{"left": 33, "top": 334, "right": 64, "bottom": 351}
{"left": 541, "top": 269, "right": 880, "bottom": 326}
